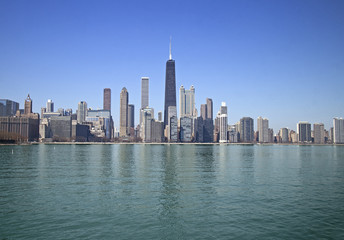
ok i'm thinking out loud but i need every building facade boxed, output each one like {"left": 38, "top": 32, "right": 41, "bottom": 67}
{"left": 333, "top": 118, "right": 344, "bottom": 144}
{"left": 141, "top": 108, "right": 153, "bottom": 143}
{"left": 313, "top": 123, "right": 325, "bottom": 144}
{"left": 280, "top": 128, "right": 289, "bottom": 143}
{"left": 86, "top": 110, "right": 112, "bottom": 139}
{"left": 297, "top": 122, "right": 312, "bottom": 143}
{"left": 167, "top": 106, "right": 178, "bottom": 142}
{"left": 120, "top": 87, "right": 129, "bottom": 137}
{"left": 141, "top": 77, "right": 149, "bottom": 109}
{"left": 103, "top": 88, "right": 111, "bottom": 111}
{"left": 179, "top": 85, "right": 195, "bottom": 118}
{"left": 180, "top": 117, "right": 192, "bottom": 142}
{"left": 46, "top": 99, "right": 54, "bottom": 113}
{"left": 257, "top": 117, "right": 269, "bottom": 143}
{"left": 77, "top": 101, "right": 87, "bottom": 124}
{"left": 0, "top": 99, "right": 19, "bottom": 117}
{"left": 239, "top": 117, "right": 254, "bottom": 143}
{"left": 0, "top": 116, "right": 39, "bottom": 142}
{"left": 128, "top": 104, "right": 135, "bottom": 129}
{"left": 219, "top": 102, "right": 228, "bottom": 143}
{"left": 206, "top": 98, "right": 213, "bottom": 120}
{"left": 50, "top": 116, "right": 72, "bottom": 141}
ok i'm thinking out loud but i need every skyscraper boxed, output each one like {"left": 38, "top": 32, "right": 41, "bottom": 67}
{"left": 103, "top": 88, "right": 111, "bottom": 111}
{"left": 201, "top": 98, "right": 214, "bottom": 143}
{"left": 257, "top": 117, "right": 269, "bottom": 143}
{"left": 219, "top": 102, "right": 228, "bottom": 143}
{"left": 120, "top": 87, "right": 129, "bottom": 137}
{"left": 24, "top": 94, "right": 32, "bottom": 115}
{"left": 141, "top": 107, "right": 153, "bottom": 142}
{"left": 280, "top": 128, "right": 289, "bottom": 143}
{"left": 313, "top": 123, "right": 325, "bottom": 144}
{"left": 297, "top": 121, "right": 311, "bottom": 143}
{"left": 206, "top": 98, "right": 213, "bottom": 120}
{"left": 333, "top": 118, "right": 344, "bottom": 144}
{"left": 239, "top": 117, "right": 254, "bottom": 143}
{"left": 179, "top": 85, "right": 195, "bottom": 118}
{"left": 200, "top": 104, "right": 207, "bottom": 119}
{"left": 140, "top": 77, "right": 149, "bottom": 125}
{"left": 128, "top": 104, "right": 135, "bottom": 129}
{"left": 141, "top": 77, "right": 149, "bottom": 109}
{"left": 164, "top": 39, "right": 176, "bottom": 127}
{"left": 77, "top": 101, "right": 87, "bottom": 124}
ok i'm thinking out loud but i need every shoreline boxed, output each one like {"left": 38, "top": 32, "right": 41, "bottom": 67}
{"left": 1, "top": 142, "right": 344, "bottom": 146}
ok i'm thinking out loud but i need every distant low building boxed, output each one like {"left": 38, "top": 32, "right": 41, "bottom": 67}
{"left": 86, "top": 110, "right": 112, "bottom": 139}
{"left": 0, "top": 116, "right": 39, "bottom": 142}
{"left": 50, "top": 116, "right": 72, "bottom": 141}
{"left": 0, "top": 95, "right": 39, "bottom": 142}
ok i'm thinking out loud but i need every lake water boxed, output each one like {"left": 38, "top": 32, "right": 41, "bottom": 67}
{"left": 1, "top": 144, "right": 344, "bottom": 239}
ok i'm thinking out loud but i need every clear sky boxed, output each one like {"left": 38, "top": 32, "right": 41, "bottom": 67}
{"left": 1, "top": 0, "right": 343, "bottom": 132}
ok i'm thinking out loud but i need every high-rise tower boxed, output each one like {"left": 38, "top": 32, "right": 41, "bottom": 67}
{"left": 240, "top": 117, "right": 254, "bottom": 143}
{"left": 206, "top": 98, "right": 213, "bottom": 120}
{"left": 77, "top": 101, "right": 87, "bottom": 124}
{"left": 141, "top": 77, "right": 149, "bottom": 109}
{"left": 179, "top": 85, "right": 195, "bottom": 118}
{"left": 120, "top": 87, "right": 129, "bottom": 137}
{"left": 128, "top": 104, "right": 135, "bottom": 129}
{"left": 333, "top": 118, "right": 344, "bottom": 144}
{"left": 164, "top": 38, "right": 176, "bottom": 127}
{"left": 257, "top": 117, "right": 269, "bottom": 143}
{"left": 103, "top": 88, "right": 111, "bottom": 111}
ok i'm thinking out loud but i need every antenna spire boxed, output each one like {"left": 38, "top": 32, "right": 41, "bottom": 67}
{"left": 169, "top": 36, "right": 172, "bottom": 60}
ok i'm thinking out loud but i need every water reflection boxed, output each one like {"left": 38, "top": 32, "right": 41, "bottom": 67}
{"left": 158, "top": 145, "right": 185, "bottom": 239}
{"left": 118, "top": 144, "right": 136, "bottom": 194}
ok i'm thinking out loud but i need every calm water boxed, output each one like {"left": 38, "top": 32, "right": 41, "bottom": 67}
{"left": 1, "top": 144, "right": 344, "bottom": 239}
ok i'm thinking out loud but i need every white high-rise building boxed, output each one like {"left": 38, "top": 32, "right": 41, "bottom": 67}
{"left": 257, "top": 117, "right": 269, "bottom": 143}
{"left": 141, "top": 107, "right": 153, "bottom": 143}
{"left": 333, "top": 118, "right": 344, "bottom": 144}
{"left": 313, "top": 123, "right": 325, "bottom": 144}
{"left": 280, "top": 128, "right": 289, "bottom": 143}
{"left": 219, "top": 102, "right": 228, "bottom": 143}
{"left": 179, "top": 85, "right": 195, "bottom": 118}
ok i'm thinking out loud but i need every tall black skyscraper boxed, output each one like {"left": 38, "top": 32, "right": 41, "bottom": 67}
{"left": 164, "top": 39, "right": 176, "bottom": 127}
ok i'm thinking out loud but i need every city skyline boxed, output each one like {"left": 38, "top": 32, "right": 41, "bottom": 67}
{"left": 1, "top": 1, "right": 344, "bottom": 132}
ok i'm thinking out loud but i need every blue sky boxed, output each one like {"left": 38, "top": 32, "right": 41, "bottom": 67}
{"left": 1, "top": 0, "right": 343, "bottom": 132}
